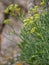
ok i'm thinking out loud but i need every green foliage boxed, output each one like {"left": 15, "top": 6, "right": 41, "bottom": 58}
{"left": 18, "top": 2, "right": 49, "bottom": 65}
{"left": 4, "top": 4, "right": 20, "bottom": 15}
{"left": 4, "top": 19, "right": 10, "bottom": 24}
{"left": 4, "top": 4, "right": 24, "bottom": 23}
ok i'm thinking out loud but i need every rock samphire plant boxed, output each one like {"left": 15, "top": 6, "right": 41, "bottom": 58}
{"left": 18, "top": 1, "right": 49, "bottom": 65}
{"left": 4, "top": 0, "right": 49, "bottom": 65}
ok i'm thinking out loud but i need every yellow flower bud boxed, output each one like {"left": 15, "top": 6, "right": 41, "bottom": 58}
{"left": 40, "top": 1, "right": 45, "bottom": 6}
{"left": 31, "top": 27, "right": 36, "bottom": 33}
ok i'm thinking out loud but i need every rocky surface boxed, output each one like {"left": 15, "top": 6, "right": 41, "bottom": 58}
{"left": 0, "top": 2, "right": 23, "bottom": 64}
